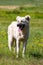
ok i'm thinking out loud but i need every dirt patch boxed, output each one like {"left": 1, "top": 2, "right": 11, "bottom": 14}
{"left": 0, "top": 6, "right": 19, "bottom": 9}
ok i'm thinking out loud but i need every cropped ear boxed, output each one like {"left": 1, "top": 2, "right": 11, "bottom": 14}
{"left": 16, "top": 16, "right": 21, "bottom": 22}
{"left": 25, "top": 15, "right": 30, "bottom": 21}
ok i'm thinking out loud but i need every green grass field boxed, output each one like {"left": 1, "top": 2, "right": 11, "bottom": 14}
{"left": 0, "top": 0, "right": 43, "bottom": 64}
{"left": 0, "top": 0, "right": 43, "bottom": 6}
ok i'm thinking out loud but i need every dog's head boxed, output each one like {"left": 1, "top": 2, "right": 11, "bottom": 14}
{"left": 16, "top": 15, "right": 30, "bottom": 30}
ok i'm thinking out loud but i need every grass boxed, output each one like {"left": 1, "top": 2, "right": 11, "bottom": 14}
{"left": 0, "top": 5, "right": 43, "bottom": 65}
{"left": 0, "top": 0, "right": 43, "bottom": 6}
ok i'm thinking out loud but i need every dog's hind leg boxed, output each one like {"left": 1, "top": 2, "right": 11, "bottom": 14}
{"left": 8, "top": 34, "right": 13, "bottom": 51}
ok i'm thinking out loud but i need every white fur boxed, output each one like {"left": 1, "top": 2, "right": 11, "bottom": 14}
{"left": 8, "top": 15, "right": 30, "bottom": 58}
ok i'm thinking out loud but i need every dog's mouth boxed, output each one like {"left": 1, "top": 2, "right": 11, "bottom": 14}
{"left": 17, "top": 23, "right": 25, "bottom": 30}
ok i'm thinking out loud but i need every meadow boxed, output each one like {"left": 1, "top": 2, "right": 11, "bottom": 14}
{"left": 0, "top": 4, "right": 43, "bottom": 65}
{"left": 0, "top": 0, "right": 43, "bottom": 5}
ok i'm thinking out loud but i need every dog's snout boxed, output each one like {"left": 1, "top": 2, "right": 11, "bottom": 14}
{"left": 17, "top": 23, "right": 25, "bottom": 30}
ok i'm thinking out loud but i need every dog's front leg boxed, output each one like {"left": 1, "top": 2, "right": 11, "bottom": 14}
{"left": 22, "top": 41, "right": 27, "bottom": 58}
{"left": 16, "top": 39, "right": 19, "bottom": 58}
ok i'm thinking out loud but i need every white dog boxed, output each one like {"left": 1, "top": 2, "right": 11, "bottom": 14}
{"left": 8, "top": 15, "right": 30, "bottom": 58}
